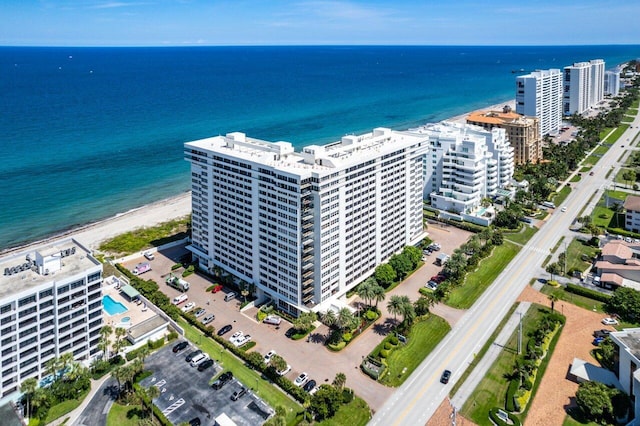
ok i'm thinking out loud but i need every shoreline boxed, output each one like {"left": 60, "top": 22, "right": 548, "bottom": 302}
{"left": 2, "top": 99, "right": 515, "bottom": 255}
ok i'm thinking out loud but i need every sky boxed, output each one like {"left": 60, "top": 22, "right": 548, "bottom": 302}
{"left": 1, "top": 0, "right": 639, "bottom": 46}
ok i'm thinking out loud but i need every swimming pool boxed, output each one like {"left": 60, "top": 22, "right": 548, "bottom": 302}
{"left": 103, "top": 295, "right": 128, "bottom": 316}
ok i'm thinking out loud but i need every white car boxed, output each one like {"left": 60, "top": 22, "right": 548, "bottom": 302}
{"left": 233, "top": 335, "right": 252, "bottom": 347}
{"left": 560, "top": 206, "right": 567, "bottom": 212}
{"left": 602, "top": 317, "right": 619, "bottom": 326}
{"left": 143, "top": 251, "right": 155, "bottom": 261}
{"left": 294, "top": 372, "right": 308, "bottom": 387}
{"left": 277, "top": 365, "right": 291, "bottom": 376}
{"left": 229, "top": 331, "right": 244, "bottom": 344}
{"left": 181, "top": 302, "right": 196, "bottom": 313}
{"left": 264, "top": 350, "right": 276, "bottom": 363}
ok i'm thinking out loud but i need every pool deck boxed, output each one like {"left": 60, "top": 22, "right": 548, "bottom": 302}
{"left": 102, "top": 277, "right": 156, "bottom": 329}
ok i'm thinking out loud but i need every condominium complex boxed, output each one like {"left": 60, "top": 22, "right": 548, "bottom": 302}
{"left": 0, "top": 239, "right": 103, "bottom": 399}
{"left": 184, "top": 128, "right": 427, "bottom": 316}
{"left": 516, "top": 69, "right": 563, "bottom": 136}
{"left": 466, "top": 107, "right": 542, "bottom": 164}
{"left": 409, "top": 122, "right": 514, "bottom": 225}
{"left": 605, "top": 69, "right": 621, "bottom": 97}
{"left": 563, "top": 59, "right": 606, "bottom": 116}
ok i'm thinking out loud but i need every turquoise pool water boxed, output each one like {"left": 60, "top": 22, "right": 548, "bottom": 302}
{"left": 103, "top": 295, "right": 128, "bottom": 316}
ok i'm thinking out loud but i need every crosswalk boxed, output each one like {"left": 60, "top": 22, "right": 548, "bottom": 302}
{"left": 524, "top": 245, "right": 550, "bottom": 256}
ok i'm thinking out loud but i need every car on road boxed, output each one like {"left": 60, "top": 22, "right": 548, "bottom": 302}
{"left": 560, "top": 206, "right": 567, "bottom": 212}
{"left": 194, "top": 308, "right": 206, "bottom": 317}
{"left": 440, "top": 369, "right": 452, "bottom": 384}
{"left": 264, "top": 350, "right": 276, "bottom": 363}
{"left": 181, "top": 302, "right": 196, "bottom": 312}
{"left": 211, "top": 371, "right": 233, "bottom": 390}
{"left": 303, "top": 379, "right": 317, "bottom": 393}
{"left": 217, "top": 324, "right": 232, "bottom": 336}
{"left": 185, "top": 349, "right": 202, "bottom": 362}
{"left": 172, "top": 341, "right": 189, "bottom": 353}
{"left": 589, "top": 171, "right": 594, "bottom": 176}
{"left": 294, "top": 372, "right": 309, "bottom": 386}
{"left": 277, "top": 365, "right": 291, "bottom": 376}
{"left": 602, "top": 317, "right": 619, "bottom": 325}
{"left": 198, "top": 359, "right": 214, "bottom": 371}
{"left": 201, "top": 314, "right": 215, "bottom": 325}
{"left": 593, "top": 329, "right": 611, "bottom": 338}
{"left": 231, "top": 387, "right": 247, "bottom": 401}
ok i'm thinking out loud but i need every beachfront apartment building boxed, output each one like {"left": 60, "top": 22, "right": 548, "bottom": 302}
{"left": 466, "top": 107, "right": 542, "bottom": 164}
{"left": 409, "top": 122, "right": 514, "bottom": 225}
{"left": 516, "top": 69, "right": 563, "bottom": 136}
{"left": 606, "top": 69, "right": 621, "bottom": 97}
{"left": 0, "top": 239, "right": 103, "bottom": 400}
{"left": 184, "top": 129, "right": 427, "bottom": 316}
{"left": 563, "top": 59, "right": 606, "bottom": 116}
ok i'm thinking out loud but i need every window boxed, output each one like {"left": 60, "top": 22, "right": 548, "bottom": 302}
{"left": 18, "top": 295, "right": 36, "bottom": 307}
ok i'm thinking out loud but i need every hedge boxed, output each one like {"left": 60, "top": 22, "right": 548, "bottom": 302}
{"left": 505, "top": 379, "right": 519, "bottom": 412}
{"left": 565, "top": 283, "right": 612, "bottom": 303}
{"left": 489, "top": 408, "right": 522, "bottom": 426}
{"left": 126, "top": 338, "right": 166, "bottom": 361}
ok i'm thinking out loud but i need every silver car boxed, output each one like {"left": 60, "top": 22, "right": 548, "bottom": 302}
{"left": 202, "top": 314, "right": 215, "bottom": 325}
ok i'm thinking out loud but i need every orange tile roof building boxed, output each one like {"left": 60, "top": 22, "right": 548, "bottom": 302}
{"left": 467, "top": 107, "right": 542, "bottom": 165}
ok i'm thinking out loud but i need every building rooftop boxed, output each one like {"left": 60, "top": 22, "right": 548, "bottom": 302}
{"left": 601, "top": 240, "right": 634, "bottom": 258}
{"left": 624, "top": 195, "right": 640, "bottom": 212}
{"left": 0, "top": 238, "right": 100, "bottom": 300}
{"left": 613, "top": 328, "right": 640, "bottom": 362}
{"left": 467, "top": 110, "right": 535, "bottom": 126}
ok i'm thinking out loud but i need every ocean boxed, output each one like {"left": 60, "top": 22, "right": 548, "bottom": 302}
{"left": 1, "top": 45, "right": 639, "bottom": 250}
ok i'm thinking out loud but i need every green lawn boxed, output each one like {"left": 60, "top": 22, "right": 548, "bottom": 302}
{"left": 563, "top": 407, "right": 600, "bottom": 426}
{"left": 446, "top": 241, "right": 520, "bottom": 309}
{"left": 603, "top": 124, "right": 630, "bottom": 143}
{"left": 599, "top": 128, "right": 613, "bottom": 140}
{"left": 98, "top": 216, "right": 191, "bottom": 256}
{"left": 564, "top": 238, "right": 599, "bottom": 277}
{"left": 615, "top": 168, "right": 634, "bottom": 185}
{"left": 316, "top": 396, "right": 371, "bottom": 426}
{"left": 570, "top": 174, "right": 581, "bottom": 183}
{"left": 584, "top": 155, "right": 600, "bottom": 166}
{"left": 622, "top": 116, "right": 634, "bottom": 123}
{"left": 593, "top": 145, "right": 610, "bottom": 155}
{"left": 504, "top": 225, "right": 538, "bottom": 246}
{"left": 553, "top": 186, "right": 572, "bottom": 207}
{"left": 106, "top": 402, "right": 146, "bottom": 426}
{"left": 460, "top": 304, "right": 550, "bottom": 424}
{"left": 178, "top": 318, "right": 302, "bottom": 425}
{"left": 380, "top": 316, "right": 451, "bottom": 387}
{"left": 539, "top": 284, "right": 605, "bottom": 313}
{"left": 44, "top": 389, "right": 90, "bottom": 424}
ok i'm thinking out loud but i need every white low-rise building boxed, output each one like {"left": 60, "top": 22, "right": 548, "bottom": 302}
{"left": 0, "top": 239, "right": 103, "bottom": 400}
{"left": 185, "top": 128, "right": 428, "bottom": 316}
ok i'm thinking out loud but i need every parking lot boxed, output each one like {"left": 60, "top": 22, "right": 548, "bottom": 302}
{"left": 140, "top": 343, "right": 273, "bottom": 426}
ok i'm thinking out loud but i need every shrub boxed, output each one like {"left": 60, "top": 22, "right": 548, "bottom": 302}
{"left": 364, "top": 310, "right": 378, "bottom": 321}
{"left": 256, "top": 311, "right": 267, "bottom": 322}
{"left": 342, "top": 388, "right": 354, "bottom": 404}
{"left": 167, "top": 331, "right": 178, "bottom": 341}
{"left": 342, "top": 332, "right": 353, "bottom": 342}
{"left": 389, "top": 336, "right": 399, "bottom": 345}
{"left": 239, "top": 341, "right": 256, "bottom": 351}
{"left": 566, "top": 283, "right": 612, "bottom": 303}
{"left": 505, "top": 379, "right": 519, "bottom": 412}
{"left": 380, "top": 349, "right": 390, "bottom": 358}
{"left": 327, "top": 341, "right": 346, "bottom": 351}
{"left": 171, "top": 263, "right": 182, "bottom": 271}
{"left": 384, "top": 342, "right": 392, "bottom": 350}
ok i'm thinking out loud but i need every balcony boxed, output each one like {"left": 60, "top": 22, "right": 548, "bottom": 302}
{"left": 303, "top": 270, "right": 314, "bottom": 279}
{"left": 302, "top": 293, "right": 315, "bottom": 303}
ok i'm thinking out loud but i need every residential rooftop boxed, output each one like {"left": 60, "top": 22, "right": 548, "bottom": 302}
{"left": 0, "top": 238, "right": 100, "bottom": 299}
{"left": 624, "top": 195, "right": 640, "bottom": 212}
{"left": 613, "top": 328, "right": 640, "bottom": 362}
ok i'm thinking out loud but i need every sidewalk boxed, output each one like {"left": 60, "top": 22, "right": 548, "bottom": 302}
{"left": 449, "top": 302, "right": 531, "bottom": 410}
{"left": 48, "top": 374, "right": 111, "bottom": 426}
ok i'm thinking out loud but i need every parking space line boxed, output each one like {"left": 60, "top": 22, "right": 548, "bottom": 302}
{"left": 161, "top": 397, "right": 185, "bottom": 416}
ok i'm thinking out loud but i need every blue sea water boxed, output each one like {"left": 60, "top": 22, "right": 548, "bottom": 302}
{"left": 1, "top": 45, "right": 639, "bottom": 250}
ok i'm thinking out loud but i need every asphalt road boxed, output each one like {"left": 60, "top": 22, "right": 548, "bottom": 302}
{"left": 371, "top": 109, "right": 640, "bottom": 425}
{"left": 73, "top": 378, "right": 118, "bottom": 426}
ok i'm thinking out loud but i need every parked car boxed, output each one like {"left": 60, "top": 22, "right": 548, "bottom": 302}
{"left": 185, "top": 349, "right": 202, "bottom": 362}
{"left": 188, "top": 418, "right": 201, "bottom": 426}
{"left": 198, "top": 359, "right": 214, "bottom": 371}
{"left": 294, "top": 372, "right": 309, "bottom": 386}
{"left": 211, "top": 371, "right": 233, "bottom": 390}
{"left": 231, "top": 387, "right": 247, "bottom": 401}
{"left": 285, "top": 327, "right": 296, "bottom": 338}
{"left": 201, "top": 314, "right": 215, "bottom": 325}
{"left": 264, "top": 350, "right": 276, "bottom": 363}
{"left": 602, "top": 317, "right": 619, "bottom": 325}
{"left": 217, "top": 324, "right": 232, "bottom": 336}
{"left": 303, "top": 379, "right": 317, "bottom": 393}
{"left": 172, "top": 341, "right": 188, "bottom": 353}
{"left": 190, "top": 353, "right": 210, "bottom": 367}
{"left": 593, "top": 329, "right": 611, "bottom": 338}
{"left": 277, "top": 364, "right": 291, "bottom": 376}
{"left": 181, "top": 302, "right": 196, "bottom": 313}
{"left": 593, "top": 337, "right": 605, "bottom": 346}
{"left": 194, "top": 308, "right": 206, "bottom": 317}
{"left": 229, "top": 331, "right": 244, "bottom": 344}
{"left": 143, "top": 251, "right": 155, "bottom": 261}
{"left": 425, "top": 281, "right": 438, "bottom": 290}
{"left": 440, "top": 369, "right": 452, "bottom": 384}
{"left": 172, "top": 294, "right": 188, "bottom": 305}
{"left": 234, "top": 335, "right": 252, "bottom": 347}
{"left": 263, "top": 315, "right": 282, "bottom": 325}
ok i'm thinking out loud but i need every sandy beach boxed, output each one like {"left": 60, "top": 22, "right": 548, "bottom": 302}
{"left": 4, "top": 99, "right": 516, "bottom": 255}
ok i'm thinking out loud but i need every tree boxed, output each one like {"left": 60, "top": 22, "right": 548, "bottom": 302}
{"left": 99, "top": 325, "right": 113, "bottom": 359}
{"left": 113, "top": 327, "right": 127, "bottom": 356}
{"left": 336, "top": 308, "right": 356, "bottom": 332}
{"left": 575, "top": 381, "right": 613, "bottom": 423}
{"left": 332, "top": 372, "right": 346, "bottom": 390}
{"left": 387, "top": 295, "right": 404, "bottom": 323}
{"left": 374, "top": 263, "right": 395, "bottom": 288}
{"left": 111, "top": 365, "right": 124, "bottom": 394}
{"left": 270, "top": 354, "right": 287, "bottom": 373}
{"left": 397, "top": 295, "right": 415, "bottom": 325}
{"left": 606, "top": 286, "right": 640, "bottom": 323}
{"left": 294, "top": 311, "right": 317, "bottom": 332}
{"left": 137, "top": 346, "right": 150, "bottom": 363}
{"left": 310, "top": 384, "right": 343, "bottom": 420}
{"left": 356, "top": 278, "right": 376, "bottom": 308}
{"left": 548, "top": 294, "right": 559, "bottom": 312}
{"left": 414, "top": 294, "right": 436, "bottom": 316}
{"left": 402, "top": 246, "right": 422, "bottom": 268}
{"left": 20, "top": 377, "right": 38, "bottom": 419}
{"left": 371, "top": 283, "right": 386, "bottom": 309}
{"left": 321, "top": 310, "right": 337, "bottom": 328}
{"left": 546, "top": 262, "right": 561, "bottom": 281}
{"left": 388, "top": 254, "right": 412, "bottom": 280}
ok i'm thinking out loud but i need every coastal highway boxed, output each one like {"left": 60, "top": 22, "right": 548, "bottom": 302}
{"left": 370, "top": 112, "right": 640, "bottom": 425}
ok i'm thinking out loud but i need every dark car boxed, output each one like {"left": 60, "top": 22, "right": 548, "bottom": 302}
{"left": 593, "top": 329, "right": 611, "bottom": 339}
{"left": 211, "top": 371, "right": 233, "bottom": 390}
{"left": 217, "top": 324, "right": 233, "bottom": 336}
{"left": 303, "top": 379, "right": 317, "bottom": 393}
{"left": 188, "top": 418, "right": 201, "bottom": 426}
{"left": 231, "top": 386, "right": 247, "bottom": 401}
{"left": 285, "top": 327, "right": 296, "bottom": 338}
{"left": 198, "top": 359, "right": 214, "bottom": 371}
{"left": 440, "top": 369, "right": 452, "bottom": 384}
{"left": 185, "top": 349, "right": 202, "bottom": 362}
{"left": 172, "top": 341, "right": 189, "bottom": 353}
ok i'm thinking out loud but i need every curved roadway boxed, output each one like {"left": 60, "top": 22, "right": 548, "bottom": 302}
{"left": 371, "top": 108, "right": 640, "bottom": 425}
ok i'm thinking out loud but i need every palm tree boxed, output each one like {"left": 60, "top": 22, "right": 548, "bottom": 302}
{"left": 113, "top": 327, "right": 127, "bottom": 357}
{"left": 332, "top": 372, "right": 346, "bottom": 390}
{"left": 111, "top": 366, "right": 124, "bottom": 396}
{"left": 20, "top": 377, "right": 37, "bottom": 419}
{"left": 414, "top": 294, "right": 436, "bottom": 316}
{"left": 371, "top": 284, "right": 386, "bottom": 310}
{"left": 336, "top": 308, "right": 355, "bottom": 332}
{"left": 387, "top": 295, "right": 404, "bottom": 323}
{"left": 99, "top": 325, "right": 113, "bottom": 359}
{"left": 356, "top": 279, "right": 375, "bottom": 308}
{"left": 321, "top": 310, "right": 337, "bottom": 328}
{"left": 31, "top": 389, "right": 48, "bottom": 419}
{"left": 144, "top": 385, "right": 160, "bottom": 420}
{"left": 398, "top": 295, "right": 415, "bottom": 325}
{"left": 548, "top": 294, "right": 559, "bottom": 312}
{"left": 137, "top": 346, "right": 150, "bottom": 363}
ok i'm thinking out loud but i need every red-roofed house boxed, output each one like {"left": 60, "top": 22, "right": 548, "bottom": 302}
{"left": 595, "top": 240, "right": 640, "bottom": 290}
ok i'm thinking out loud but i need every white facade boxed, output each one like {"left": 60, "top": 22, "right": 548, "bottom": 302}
{"left": 590, "top": 59, "right": 605, "bottom": 106}
{"left": 0, "top": 239, "right": 103, "bottom": 399}
{"left": 516, "top": 69, "right": 563, "bottom": 136}
{"left": 409, "top": 122, "right": 514, "bottom": 217}
{"left": 563, "top": 62, "right": 592, "bottom": 116}
{"left": 184, "top": 128, "right": 428, "bottom": 316}
{"left": 605, "top": 69, "right": 621, "bottom": 96}
{"left": 609, "top": 329, "right": 640, "bottom": 422}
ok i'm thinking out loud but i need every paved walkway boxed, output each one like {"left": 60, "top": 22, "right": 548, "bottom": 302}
{"left": 47, "top": 374, "right": 112, "bottom": 426}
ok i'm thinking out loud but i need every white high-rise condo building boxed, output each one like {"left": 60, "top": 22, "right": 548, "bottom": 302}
{"left": 563, "top": 62, "right": 592, "bottom": 116}
{"left": 590, "top": 59, "right": 605, "bottom": 106}
{"left": 185, "top": 128, "right": 428, "bottom": 316}
{"left": 605, "top": 69, "right": 621, "bottom": 97}
{"left": 0, "top": 239, "right": 103, "bottom": 399}
{"left": 516, "top": 69, "right": 563, "bottom": 136}
{"left": 409, "top": 122, "right": 514, "bottom": 225}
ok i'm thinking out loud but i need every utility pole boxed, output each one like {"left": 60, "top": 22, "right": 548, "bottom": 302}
{"left": 518, "top": 312, "right": 522, "bottom": 355}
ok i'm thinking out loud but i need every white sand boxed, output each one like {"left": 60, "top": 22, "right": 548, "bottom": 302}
{"left": 4, "top": 99, "right": 518, "bottom": 255}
